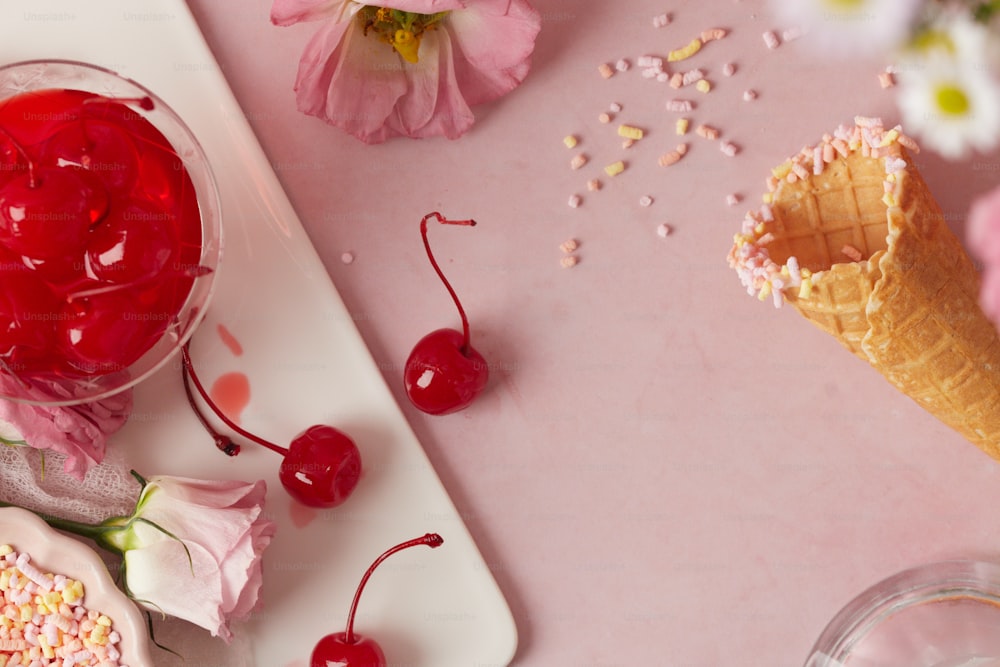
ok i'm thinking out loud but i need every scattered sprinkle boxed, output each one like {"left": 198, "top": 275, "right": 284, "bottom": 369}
{"left": 743, "top": 89, "right": 758, "bottom": 102}
{"left": 720, "top": 141, "right": 740, "bottom": 156}
{"left": 695, "top": 79, "right": 712, "bottom": 94}
{"left": 666, "top": 99, "right": 695, "bottom": 112}
{"left": 681, "top": 69, "right": 705, "bottom": 86}
{"left": 568, "top": 194, "right": 582, "bottom": 208}
{"left": 599, "top": 112, "right": 614, "bottom": 124}
{"left": 701, "top": 28, "right": 728, "bottom": 42}
{"left": 669, "top": 72, "right": 684, "bottom": 88}
{"left": 841, "top": 244, "right": 863, "bottom": 262}
{"left": 782, "top": 26, "right": 803, "bottom": 42}
{"left": 762, "top": 31, "right": 780, "bottom": 49}
{"left": 657, "top": 223, "right": 672, "bottom": 237}
{"left": 726, "top": 193, "right": 742, "bottom": 206}
{"left": 668, "top": 38, "right": 703, "bottom": 62}
{"left": 676, "top": 118, "right": 690, "bottom": 135}
{"left": 638, "top": 55, "right": 664, "bottom": 69}
{"left": 622, "top": 138, "right": 636, "bottom": 149}
{"left": 722, "top": 62, "right": 736, "bottom": 77}
{"left": 587, "top": 178, "right": 602, "bottom": 191}
{"left": 340, "top": 251, "right": 355, "bottom": 264}
{"left": 560, "top": 255, "right": 579, "bottom": 268}
{"left": 695, "top": 124, "right": 720, "bottom": 140}
{"left": 656, "top": 72, "right": 670, "bottom": 83}
{"left": 609, "top": 101, "right": 623, "bottom": 113}
{"left": 570, "top": 153, "right": 589, "bottom": 170}
{"left": 560, "top": 238, "right": 579, "bottom": 254}
{"left": 604, "top": 160, "right": 626, "bottom": 177}
{"left": 598, "top": 62, "right": 615, "bottom": 78}
{"left": 615, "top": 59, "right": 631, "bottom": 72}
{"left": 639, "top": 195, "right": 654, "bottom": 207}
{"left": 658, "top": 144, "right": 688, "bottom": 166}
{"left": 878, "top": 71, "right": 896, "bottom": 89}
{"left": 563, "top": 135, "right": 579, "bottom": 149}
{"left": 652, "top": 13, "right": 671, "bottom": 28}
{"left": 618, "top": 124, "right": 645, "bottom": 140}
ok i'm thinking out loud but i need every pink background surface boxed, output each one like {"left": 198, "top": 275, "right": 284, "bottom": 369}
{"left": 182, "top": 1, "right": 1000, "bottom": 665}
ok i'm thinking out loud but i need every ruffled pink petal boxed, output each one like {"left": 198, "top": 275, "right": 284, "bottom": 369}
{"left": 381, "top": 29, "right": 475, "bottom": 139}
{"left": 295, "top": 19, "right": 415, "bottom": 143}
{"left": 270, "top": 0, "right": 349, "bottom": 26}
{"left": 0, "top": 381, "right": 131, "bottom": 479}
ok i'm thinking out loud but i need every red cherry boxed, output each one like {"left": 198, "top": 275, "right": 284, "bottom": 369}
{"left": 404, "top": 328, "right": 488, "bottom": 415}
{"left": 0, "top": 166, "right": 108, "bottom": 261}
{"left": 40, "top": 117, "right": 140, "bottom": 194}
{"left": 85, "top": 198, "right": 178, "bottom": 284}
{"left": 310, "top": 533, "right": 444, "bottom": 667}
{"left": 0, "top": 264, "right": 60, "bottom": 375}
{"left": 180, "top": 344, "right": 363, "bottom": 508}
{"left": 403, "top": 212, "right": 488, "bottom": 415}
{"left": 280, "top": 425, "right": 361, "bottom": 508}
{"left": 54, "top": 291, "right": 169, "bottom": 375}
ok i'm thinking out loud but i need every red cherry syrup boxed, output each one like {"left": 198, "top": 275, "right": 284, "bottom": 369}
{"left": 0, "top": 88, "right": 203, "bottom": 380}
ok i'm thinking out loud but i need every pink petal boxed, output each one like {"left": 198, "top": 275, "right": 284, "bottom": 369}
{"left": 294, "top": 20, "right": 412, "bottom": 143}
{"left": 446, "top": 0, "right": 540, "bottom": 105}
{"left": 383, "top": 29, "right": 475, "bottom": 139}
{"left": 271, "top": 0, "right": 349, "bottom": 26}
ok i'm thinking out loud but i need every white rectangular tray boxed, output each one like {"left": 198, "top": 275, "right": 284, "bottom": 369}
{"left": 0, "top": 2, "right": 517, "bottom": 665}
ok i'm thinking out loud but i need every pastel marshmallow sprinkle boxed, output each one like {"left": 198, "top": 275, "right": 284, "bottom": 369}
{"left": 604, "top": 161, "right": 626, "bottom": 177}
{"left": 722, "top": 62, "right": 736, "bottom": 77}
{"left": 657, "top": 223, "right": 672, "bottom": 237}
{"left": 666, "top": 99, "right": 695, "bottom": 112}
{"left": 560, "top": 255, "right": 579, "bottom": 268}
{"left": 668, "top": 38, "right": 703, "bottom": 62}
{"left": 570, "top": 153, "right": 588, "bottom": 170}
{"left": 563, "top": 135, "right": 578, "bottom": 149}
{"left": 762, "top": 31, "right": 780, "bottom": 49}
{"left": 639, "top": 195, "right": 654, "bottom": 207}
{"left": 598, "top": 63, "right": 615, "bottom": 78}
{"left": 568, "top": 194, "right": 582, "bottom": 208}
{"left": 743, "top": 89, "right": 758, "bottom": 102}
{"left": 560, "top": 238, "right": 579, "bottom": 254}
{"left": 695, "top": 79, "right": 712, "bottom": 93}
{"left": 618, "top": 125, "right": 644, "bottom": 140}
{"left": 615, "top": 59, "right": 631, "bottom": 72}
{"left": 652, "top": 13, "right": 670, "bottom": 27}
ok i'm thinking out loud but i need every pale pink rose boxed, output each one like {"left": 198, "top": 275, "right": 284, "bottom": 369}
{"left": 968, "top": 184, "right": 1000, "bottom": 324}
{"left": 271, "top": 0, "right": 541, "bottom": 143}
{"left": 0, "top": 377, "right": 132, "bottom": 480}
{"left": 99, "top": 475, "right": 277, "bottom": 642}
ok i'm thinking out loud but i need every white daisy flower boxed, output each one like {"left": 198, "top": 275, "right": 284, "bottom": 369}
{"left": 771, "top": 0, "right": 923, "bottom": 56}
{"left": 895, "top": 13, "right": 1000, "bottom": 159}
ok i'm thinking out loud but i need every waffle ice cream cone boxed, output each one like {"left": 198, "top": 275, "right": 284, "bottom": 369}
{"left": 728, "top": 117, "right": 1000, "bottom": 458}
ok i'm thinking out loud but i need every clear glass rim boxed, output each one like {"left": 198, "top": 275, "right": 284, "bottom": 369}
{"left": 805, "top": 560, "right": 1000, "bottom": 667}
{"left": 0, "top": 58, "right": 223, "bottom": 406}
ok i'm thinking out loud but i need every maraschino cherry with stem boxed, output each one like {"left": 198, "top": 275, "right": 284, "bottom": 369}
{"left": 180, "top": 343, "right": 362, "bottom": 508}
{"left": 404, "top": 212, "right": 488, "bottom": 415}
{"left": 311, "top": 533, "right": 444, "bottom": 667}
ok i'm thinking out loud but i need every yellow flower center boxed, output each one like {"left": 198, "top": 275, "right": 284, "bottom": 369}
{"left": 935, "top": 84, "right": 971, "bottom": 116}
{"left": 356, "top": 6, "right": 450, "bottom": 64}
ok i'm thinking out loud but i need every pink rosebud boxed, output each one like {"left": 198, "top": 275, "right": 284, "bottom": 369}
{"left": 99, "top": 475, "right": 277, "bottom": 642}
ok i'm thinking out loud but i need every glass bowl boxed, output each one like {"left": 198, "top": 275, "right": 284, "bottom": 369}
{"left": 0, "top": 506, "right": 153, "bottom": 666}
{"left": 805, "top": 561, "right": 1000, "bottom": 667}
{"left": 0, "top": 59, "right": 222, "bottom": 406}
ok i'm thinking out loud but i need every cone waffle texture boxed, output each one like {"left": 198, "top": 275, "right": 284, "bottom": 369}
{"left": 728, "top": 118, "right": 1000, "bottom": 457}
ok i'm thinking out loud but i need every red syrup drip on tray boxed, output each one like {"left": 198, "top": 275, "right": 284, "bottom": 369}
{"left": 0, "top": 88, "right": 204, "bottom": 380}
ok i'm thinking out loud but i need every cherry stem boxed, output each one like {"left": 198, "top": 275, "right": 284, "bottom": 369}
{"left": 420, "top": 212, "right": 476, "bottom": 356}
{"left": 180, "top": 343, "right": 290, "bottom": 457}
{"left": 344, "top": 533, "right": 444, "bottom": 644}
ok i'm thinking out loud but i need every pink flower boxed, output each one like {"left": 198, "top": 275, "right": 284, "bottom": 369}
{"left": 968, "top": 184, "right": 1000, "bottom": 323}
{"left": 99, "top": 475, "right": 277, "bottom": 642}
{"left": 0, "top": 378, "right": 132, "bottom": 480}
{"left": 271, "top": 0, "right": 541, "bottom": 143}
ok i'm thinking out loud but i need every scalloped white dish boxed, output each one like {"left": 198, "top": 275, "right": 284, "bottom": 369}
{"left": 0, "top": 2, "right": 516, "bottom": 667}
{"left": 0, "top": 506, "right": 153, "bottom": 667}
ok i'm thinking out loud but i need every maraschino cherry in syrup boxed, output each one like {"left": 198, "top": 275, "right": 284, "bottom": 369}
{"left": 403, "top": 212, "right": 488, "bottom": 415}
{"left": 0, "top": 87, "right": 204, "bottom": 382}
{"left": 181, "top": 343, "right": 362, "bottom": 508}
{"left": 311, "top": 533, "right": 444, "bottom": 667}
